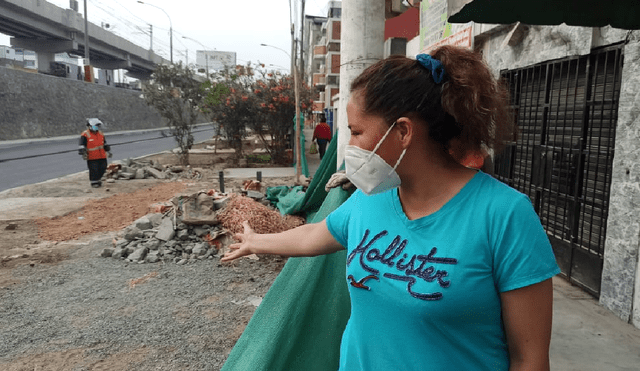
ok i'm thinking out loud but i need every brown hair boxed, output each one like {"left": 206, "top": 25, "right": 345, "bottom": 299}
{"left": 350, "top": 45, "right": 514, "bottom": 156}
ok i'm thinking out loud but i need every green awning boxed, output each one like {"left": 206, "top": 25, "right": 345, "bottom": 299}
{"left": 448, "top": 0, "right": 640, "bottom": 30}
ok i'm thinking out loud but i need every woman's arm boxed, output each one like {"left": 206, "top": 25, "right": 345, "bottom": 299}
{"left": 221, "top": 219, "right": 344, "bottom": 262}
{"left": 500, "top": 278, "right": 554, "bottom": 371}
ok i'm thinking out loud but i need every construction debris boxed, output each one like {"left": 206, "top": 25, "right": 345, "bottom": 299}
{"left": 104, "top": 158, "right": 203, "bottom": 182}
{"left": 100, "top": 185, "right": 305, "bottom": 265}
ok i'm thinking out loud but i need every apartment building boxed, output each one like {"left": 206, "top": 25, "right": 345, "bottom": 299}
{"left": 305, "top": 1, "right": 342, "bottom": 132}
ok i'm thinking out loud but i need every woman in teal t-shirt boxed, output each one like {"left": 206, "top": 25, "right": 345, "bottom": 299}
{"left": 222, "top": 45, "right": 560, "bottom": 371}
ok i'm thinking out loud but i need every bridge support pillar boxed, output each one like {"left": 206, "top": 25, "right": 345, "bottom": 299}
{"left": 36, "top": 52, "right": 56, "bottom": 74}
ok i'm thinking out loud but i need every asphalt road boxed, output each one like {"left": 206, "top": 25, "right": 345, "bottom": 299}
{"left": 0, "top": 126, "right": 216, "bottom": 193}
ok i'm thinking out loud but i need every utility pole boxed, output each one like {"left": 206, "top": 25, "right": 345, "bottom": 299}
{"left": 149, "top": 24, "right": 153, "bottom": 50}
{"left": 289, "top": 0, "right": 295, "bottom": 75}
{"left": 137, "top": 1, "right": 172, "bottom": 63}
{"left": 300, "top": 0, "right": 306, "bottom": 84}
{"left": 293, "top": 52, "right": 302, "bottom": 184}
{"left": 83, "top": 0, "right": 92, "bottom": 82}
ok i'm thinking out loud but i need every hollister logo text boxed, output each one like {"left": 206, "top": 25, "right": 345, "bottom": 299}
{"left": 346, "top": 229, "right": 458, "bottom": 301}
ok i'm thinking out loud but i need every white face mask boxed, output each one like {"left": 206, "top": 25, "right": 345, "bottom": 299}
{"left": 345, "top": 122, "right": 407, "bottom": 196}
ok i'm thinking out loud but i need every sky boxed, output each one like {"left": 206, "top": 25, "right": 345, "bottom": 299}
{"left": 0, "top": 0, "right": 331, "bottom": 75}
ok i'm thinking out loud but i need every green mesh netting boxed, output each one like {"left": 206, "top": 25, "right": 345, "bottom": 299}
{"left": 221, "top": 132, "right": 352, "bottom": 371}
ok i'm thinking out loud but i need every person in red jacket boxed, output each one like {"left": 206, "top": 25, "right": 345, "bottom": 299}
{"left": 312, "top": 114, "right": 332, "bottom": 159}
{"left": 79, "top": 118, "right": 111, "bottom": 188}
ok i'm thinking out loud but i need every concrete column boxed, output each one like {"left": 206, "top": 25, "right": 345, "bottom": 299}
{"left": 36, "top": 52, "right": 56, "bottom": 73}
{"left": 599, "top": 37, "right": 640, "bottom": 328}
{"left": 336, "top": 0, "right": 385, "bottom": 167}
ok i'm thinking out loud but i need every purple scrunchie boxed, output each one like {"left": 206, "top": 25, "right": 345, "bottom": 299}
{"left": 416, "top": 54, "right": 446, "bottom": 84}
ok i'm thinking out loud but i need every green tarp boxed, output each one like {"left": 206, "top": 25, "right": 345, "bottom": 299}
{"left": 292, "top": 114, "right": 309, "bottom": 177}
{"left": 222, "top": 132, "right": 352, "bottom": 371}
{"left": 265, "top": 131, "right": 339, "bottom": 221}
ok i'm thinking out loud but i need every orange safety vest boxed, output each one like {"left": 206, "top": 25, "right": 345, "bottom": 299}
{"left": 81, "top": 130, "right": 107, "bottom": 160}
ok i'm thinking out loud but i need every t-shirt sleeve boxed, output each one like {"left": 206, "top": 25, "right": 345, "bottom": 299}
{"left": 492, "top": 194, "right": 561, "bottom": 292}
{"left": 325, "top": 190, "right": 359, "bottom": 248}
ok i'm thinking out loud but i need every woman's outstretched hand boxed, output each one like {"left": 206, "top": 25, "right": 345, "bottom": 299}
{"left": 221, "top": 221, "right": 256, "bottom": 262}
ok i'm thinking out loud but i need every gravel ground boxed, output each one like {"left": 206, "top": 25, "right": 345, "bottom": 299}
{"left": 0, "top": 232, "right": 286, "bottom": 370}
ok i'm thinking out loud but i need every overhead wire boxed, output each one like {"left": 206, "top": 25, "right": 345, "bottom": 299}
{"left": 88, "top": 0, "right": 173, "bottom": 61}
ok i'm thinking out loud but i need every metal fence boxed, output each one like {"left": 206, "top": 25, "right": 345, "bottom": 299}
{"left": 495, "top": 44, "right": 624, "bottom": 297}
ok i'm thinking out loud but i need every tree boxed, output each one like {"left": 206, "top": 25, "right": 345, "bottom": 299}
{"left": 251, "top": 72, "right": 314, "bottom": 164}
{"left": 142, "top": 62, "right": 206, "bottom": 165}
{"left": 203, "top": 63, "right": 315, "bottom": 165}
{"left": 204, "top": 63, "right": 258, "bottom": 162}
{"left": 200, "top": 80, "right": 230, "bottom": 154}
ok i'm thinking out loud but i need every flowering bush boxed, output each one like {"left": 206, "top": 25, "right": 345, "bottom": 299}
{"left": 203, "top": 63, "right": 315, "bottom": 164}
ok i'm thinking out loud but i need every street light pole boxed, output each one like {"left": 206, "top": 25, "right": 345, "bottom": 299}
{"left": 137, "top": 1, "right": 172, "bottom": 64}
{"left": 260, "top": 42, "right": 302, "bottom": 183}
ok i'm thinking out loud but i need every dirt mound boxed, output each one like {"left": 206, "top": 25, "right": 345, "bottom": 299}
{"left": 35, "top": 182, "right": 188, "bottom": 242}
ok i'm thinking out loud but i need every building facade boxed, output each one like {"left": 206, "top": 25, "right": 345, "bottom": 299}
{"left": 416, "top": 0, "right": 640, "bottom": 329}
{"left": 305, "top": 1, "right": 342, "bottom": 131}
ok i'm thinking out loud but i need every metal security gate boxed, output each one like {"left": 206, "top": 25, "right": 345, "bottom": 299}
{"left": 494, "top": 45, "right": 624, "bottom": 297}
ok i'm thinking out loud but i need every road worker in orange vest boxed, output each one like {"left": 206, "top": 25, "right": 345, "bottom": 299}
{"left": 78, "top": 118, "right": 111, "bottom": 188}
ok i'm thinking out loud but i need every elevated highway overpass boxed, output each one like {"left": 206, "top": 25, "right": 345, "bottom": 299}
{"left": 0, "top": 0, "right": 168, "bottom": 79}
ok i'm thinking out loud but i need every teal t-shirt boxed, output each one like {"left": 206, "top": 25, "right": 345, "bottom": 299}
{"left": 325, "top": 172, "right": 560, "bottom": 371}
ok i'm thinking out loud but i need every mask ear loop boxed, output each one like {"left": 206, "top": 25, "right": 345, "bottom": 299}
{"left": 388, "top": 148, "right": 407, "bottom": 175}
{"left": 367, "top": 121, "right": 397, "bottom": 161}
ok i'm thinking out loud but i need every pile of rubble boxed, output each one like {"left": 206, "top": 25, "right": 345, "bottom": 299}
{"left": 100, "top": 189, "right": 230, "bottom": 265}
{"left": 104, "top": 158, "right": 203, "bottom": 182}
{"left": 100, "top": 182, "right": 305, "bottom": 265}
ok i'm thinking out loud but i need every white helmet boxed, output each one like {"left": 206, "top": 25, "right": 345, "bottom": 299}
{"left": 86, "top": 118, "right": 104, "bottom": 131}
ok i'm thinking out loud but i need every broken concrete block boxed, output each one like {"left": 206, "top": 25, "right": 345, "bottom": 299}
{"left": 156, "top": 217, "right": 175, "bottom": 241}
{"left": 124, "top": 226, "right": 144, "bottom": 241}
{"left": 145, "top": 252, "right": 160, "bottom": 263}
{"left": 145, "top": 239, "right": 162, "bottom": 251}
{"left": 135, "top": 169, "right": 146, "bottom": 179}
{"left": 180, "top": 193, "right": 219, "bottom": 225}
{"left": 192, "top": 243, "right": 207, "bottom": 256}
{"left": 134, "top": 216, "right": 153, "bottom": 231}
{"left": 100, "top": 248, "right": 114, "bottom": 258}
{"left": 146, "top": 168, "right": 167, "bottom": 179}
{"left": 245, "top": 190, "right": 264, "bottom": 200}
{"left": 213, "top": 197, "right": 229, "bottom": 210}
{"left": 193, "top": 226, "right": 209, "bottom": 237}
{"left": 165, "top": 240, "right": 179, "bottom": 249}
{"left": 176, "top": 229, "right": 190, "bottom": 241}
{"left": 124, "top": 244, "right": 136, "bottom": 255}
{"left": 142, "top": 230, "right": 156, "bottom": 239}
{"left": 112, "top": 247, "right": 125, "bottom": 259}
{"left": 147, "top": 213, "right": 164, "bottom": 228}
{"left": 128, "top": 247, "right": 149, "bottom": 262}
{"left": 152, "top": 160, "right": 164, "bottom": 171}
{"left": 115, "top": 239, "right": 129, "bottom": 249}
{"left": 120, "top": 172, "right": 136, "bottom": 180}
